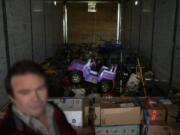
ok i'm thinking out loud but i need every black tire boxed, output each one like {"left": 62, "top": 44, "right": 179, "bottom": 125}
{"left": 69, "top": 71, "right": 82, "bottom": 84}
{"left": 100, "top": 80, "right": 112, "bottom": 93}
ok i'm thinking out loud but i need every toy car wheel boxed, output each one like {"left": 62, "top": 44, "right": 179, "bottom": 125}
{"left": 100, "top": 80, "right": 112, "bottom": 93}
{"left": 70, "top": 71, "right": 82, "bottom": 84}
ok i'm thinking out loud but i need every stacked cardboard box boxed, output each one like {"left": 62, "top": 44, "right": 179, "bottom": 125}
{"left": 141, "top": 98, "right": 180, "bottom": 135}
{"left": 84, "top": 97, "right": 141, "bottom": 126}
{"left": 49, "top": 97, "right": 180, "bottom": 135}
{"left": 83, "top": 98, "right": 101, "bottom": 126}
{"left": 142, "top": 98, "right": 167, "bottom": 123}
{"left": 84, "top": 97, "right": 141, "bottom": 135}
{"left": 164, "top": 104, "right": 180, "bottom": 123}
{"left": 142, "top": 121, "right": 180, "bottom": 135}
{"left": 160, "top": 100, "right": 180, "bottom": 135}
{"left": 95, "top": 125, "right": 139, "bottom": 135}
{"left": 168, "top": 123, "right": 180, "bottom": 135}
{"left": 142, "top": 123, "right": 171, "bottom": 135}
{"left": 49, "top": 97, "right": 83, "bottom": 127}
{"left": 100, "top": 102, "right": 141, "bottom": 126}
{"left": 75, "top": 127, "right": 94, "bottom": 135}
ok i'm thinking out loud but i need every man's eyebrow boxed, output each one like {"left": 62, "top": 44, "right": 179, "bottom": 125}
{"left": 17, "top": 89, "right": 30, "bottom": 93}
{"left": 36, "top": 84, "right": 46, "bottom": 90}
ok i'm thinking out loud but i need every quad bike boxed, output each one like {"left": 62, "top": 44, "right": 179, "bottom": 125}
{"left": 67, "top": 59, "right": 117, "bottom": 93}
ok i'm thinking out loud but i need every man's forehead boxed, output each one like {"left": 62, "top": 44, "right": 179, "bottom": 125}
{"left": 11, "top": 73, "right": 44, "bottom": 81}
{"left": 11, "top": 74, "right": 45, "bottom": 88}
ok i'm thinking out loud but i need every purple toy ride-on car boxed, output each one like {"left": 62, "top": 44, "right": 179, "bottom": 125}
{"left": 68, "top": 59, "right": 117, "bottom": 92}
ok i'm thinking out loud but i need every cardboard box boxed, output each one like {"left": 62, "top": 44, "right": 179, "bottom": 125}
{"left": 94, "top": 104, "right": 101, "bottom": 125}
{"left": 100, "top": 97, "right": 135, "bottom": 104}
{"left": 100, "top": 103, "right": 141, "bottom": 126}
{"left": 84, "top": 98, "right": 101, "bottom": 126}
{"left": 165, "top": 104, "right": 180, "bottom": 122}
{"left": 143, "top": 99, "right": 167, "bottom": 122}
{"left": 49, "top": 98, "right": 83, "bottom": 110}
{"left": 75, "top": 127, "right": 94, "bottom": 135}
{"left": 142, "top": 125, "right": 171, "bottom": 135}
{"left": 95, "top": 125, "right": 139, "bottom": 135}
{"left": 49, "top": 98, "right": 83, "bottom": 127}
{"left": 83, "top": 99, "right": 89, "bottom": 126}
{"left": 168, "top": 123, "right": 180, "bottom": 135}
{"left": 64, "top": 111, "right": 83, "bottom": 127}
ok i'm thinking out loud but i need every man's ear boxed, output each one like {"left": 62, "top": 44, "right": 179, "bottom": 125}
{"left": 9, "top": 96, "right": 15, "bottom": 103}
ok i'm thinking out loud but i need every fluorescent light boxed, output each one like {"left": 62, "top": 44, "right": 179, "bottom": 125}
{"left": 53, "top": 1, "right": 57, "bottom": 6}
{"left": 32, "top": 9, "right": 43, "bottom": 12}
{"left": 134, "top": 0, "right": 138, "bottom": 6}
{"left": 88, "top": 2, "right": 96, "bottom": 12}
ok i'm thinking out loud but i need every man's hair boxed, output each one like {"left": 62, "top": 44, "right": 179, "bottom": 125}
{"left": 5, "top": 60, "right": 46, "bottom": 96}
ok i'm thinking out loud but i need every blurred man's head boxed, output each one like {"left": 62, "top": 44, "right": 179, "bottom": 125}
{"left": 5, "top": 60, "right": 48, "bottom": 117}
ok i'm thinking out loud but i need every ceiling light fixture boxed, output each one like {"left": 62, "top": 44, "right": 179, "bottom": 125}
{"left": 53, "top": 1, "right": 57, "bottom": 6}
{"left": 88, "top": 2, "right": 96, "bottom": 12}
{"left": 134, "top": 0, "right": 138, "bottom": 6}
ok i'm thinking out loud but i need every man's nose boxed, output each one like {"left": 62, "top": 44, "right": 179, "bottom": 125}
{"left": 32, "top": 91, "right": 40, "bottom": 101}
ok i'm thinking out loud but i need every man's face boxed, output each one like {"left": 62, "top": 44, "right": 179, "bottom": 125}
{"left": 10, "top": 73, "right": 48, "bottom": 117}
